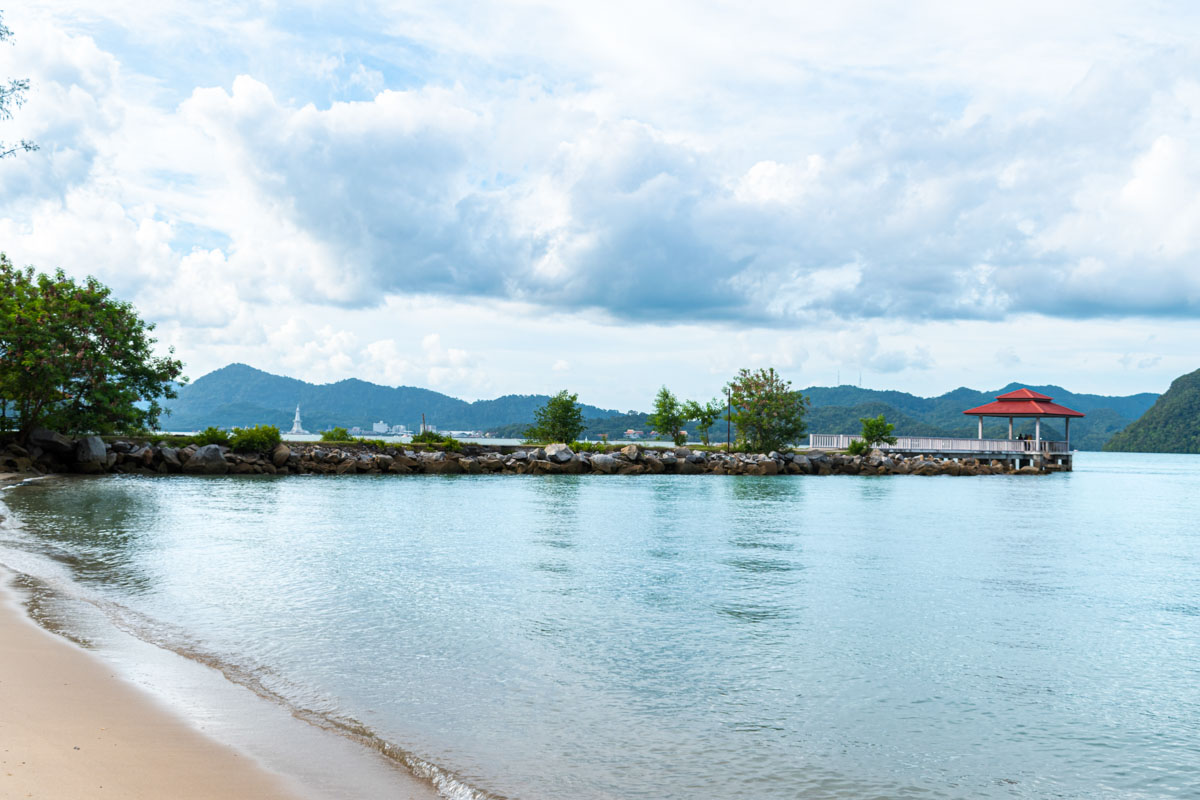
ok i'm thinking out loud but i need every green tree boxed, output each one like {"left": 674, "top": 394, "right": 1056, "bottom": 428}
{"left": 1, "top": 13, "right": 38, "bottom": 160}
{"left": 649, "top": 386, "right": 688, "bottom": 445}
{"left": 0, "top": 255, "right": 185, "bottom": 441}
{"left": 847, "top": 413, "right": 897, "bottom": 455}
{"left": 525, "top": 390, "right": 585, "bottom": 443}
{"left": 725, "top": 367, "right": 808, "bottom": 453}
{"left": 683, "top": 397, "right": 724, "bottom": 445}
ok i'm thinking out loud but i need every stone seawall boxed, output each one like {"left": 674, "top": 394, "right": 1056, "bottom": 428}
{"left": 1, "top": 431, "right": 1052, "bottom": 477}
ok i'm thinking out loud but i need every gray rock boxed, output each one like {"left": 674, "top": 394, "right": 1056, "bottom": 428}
{"left": 591, "top": 454, "right": 617, "bottom": 474}
{"left": 660, "top": 452, "right": 677, "bottom": 466}
{"left": 74, "top": 436, "right": 107, "bottom": 472}
{"left": 620, "top": 444, "right": 642, "bottom": 461}
{"left": 29, "top": 428, "right": 74, "bottom": 456}
{"left": 673, "top": 447, "right": 692, "bottom": 458}
{"left": 160, "top": 447, "right": 181, "bottom": 469}
{"left": 545, "top": 443, "right": 575, "bottom": 463}
{"left": 511, "top": 450, "right": 529, "bottom": 461}
{"left": 687, "top": 452, "right": 707, "bottom": 463}
{"left": 271, "top": 444, "right": 291, "bottom": 467}
{"left": 182, "top": 444, "right": 229, "bottom": 474}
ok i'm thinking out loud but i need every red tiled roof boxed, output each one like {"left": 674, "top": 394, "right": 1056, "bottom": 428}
{"left": 963, "top": 388, "right": 1084, "bottom": 418}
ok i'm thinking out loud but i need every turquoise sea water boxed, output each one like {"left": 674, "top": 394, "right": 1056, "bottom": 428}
{"left": 2, "top": 452, "right": 1199, "bottom": 799}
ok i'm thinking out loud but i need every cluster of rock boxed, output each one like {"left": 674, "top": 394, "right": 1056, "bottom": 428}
{"left": 0, "top": 432, "right": 1049, "bottom": 478}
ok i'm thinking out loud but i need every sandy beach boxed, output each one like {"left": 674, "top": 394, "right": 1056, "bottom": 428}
{"left": 0, "top": 568, "right": 311, "bottom": 800}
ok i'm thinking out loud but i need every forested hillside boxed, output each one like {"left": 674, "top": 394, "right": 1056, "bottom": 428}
{"left": 1104, "top": 369, "right": 1200, "bottom": 453}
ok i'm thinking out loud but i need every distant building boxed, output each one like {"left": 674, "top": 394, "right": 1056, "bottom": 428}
{"left": 348, "top": 426, "right": 365, "bottom": 436}
{"left": 372, "top": 420, "right": 389, "bottom": 434}
{"left": 288, "top": 405, "right": 308, "bottom": 435}
{"left": 624, "top": 429, "right": 643, "bottom": 439}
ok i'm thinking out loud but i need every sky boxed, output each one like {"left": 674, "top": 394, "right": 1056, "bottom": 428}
{"left": 1, "top": 1, "right": 1199, "bottom": 409}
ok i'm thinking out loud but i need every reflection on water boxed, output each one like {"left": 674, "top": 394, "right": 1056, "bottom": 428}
{"left": 1, "top": 455, "right": 1199, "bottom": 800}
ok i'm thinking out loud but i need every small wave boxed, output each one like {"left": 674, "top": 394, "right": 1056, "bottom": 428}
{"left": 0, "top": 504, "right": 507, "bottom": 800}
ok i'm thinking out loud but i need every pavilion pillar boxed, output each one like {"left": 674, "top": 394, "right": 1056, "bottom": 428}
{"left": 1035, "top": 417, "right": 1041, "bottom": 446}
{"left": 977, "top": 417, "right": 983, "bottom": 439}
{"left": 1008, "top": 417, "right": 1013, "bottom": 439}
{"left": 1065, "top": 417, "right": 1070, "bottom": 448}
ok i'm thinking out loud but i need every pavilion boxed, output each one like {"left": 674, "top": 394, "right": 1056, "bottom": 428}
{"left": 961, "top": 388, "right": 1084, "bottom": 449}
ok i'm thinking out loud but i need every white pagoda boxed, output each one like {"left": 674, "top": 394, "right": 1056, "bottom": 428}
{"left": 288, "top": 405, "right": 309, "bottom": 435}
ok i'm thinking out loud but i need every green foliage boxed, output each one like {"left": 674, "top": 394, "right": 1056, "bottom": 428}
{"left": 846, "top": 439, "right": 870, "bottom": 456}
{"left": 228, "top": 424, "right": 281, "bottom": 452}
{"left": 321, "top": 427, "right": 350, "bottom": 442}
{"left": 525, "top": 390, "right": 585, "bottom": 444}
{"left": 411, "top": 429, "right": 463, "bottom": 451}
{"left": 726, "top": 367, "right": 809, "bottom": 453}
{"left": 859, "top": 413, "right": 897, "bottom": 447}
{"left": 683, "top": 398, "right": 724, "bottom": 445}
{"left": 194, "top": 426, "right": 230, "bottom": 446}
{"left": 570, "top": 440, "right": 611, "bottom": 453}
{"left": 1, "top": 14, "right": 38, "bottom": 160}
{"left": 648, "top": 386, "right": 688, "bottom": 446}
{"left": 1104, "top": 368, "right": 1200, "bottom": 453}
{"left": 0, "top": 255, "right": 185, "bottom": 440}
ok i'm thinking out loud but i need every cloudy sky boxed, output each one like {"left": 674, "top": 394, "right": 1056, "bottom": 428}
{"left": 2, "top": 1, "right": 1198, "bottom": 408}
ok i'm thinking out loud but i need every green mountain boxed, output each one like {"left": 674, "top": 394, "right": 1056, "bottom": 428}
{"left": 163, "top": 364, "right": 1158, "bottom": 450}
{"left": 797, "top": 383, "right": 1157, "bottom": 451}
{"left": 1103, "top": 368, "right": 1200, "bottom": 453}
{"left": 560, "top": 383, "right": 1150, "bottom": 449}
{"left": 161, "top": 364, "right": 618, "bottom": 432}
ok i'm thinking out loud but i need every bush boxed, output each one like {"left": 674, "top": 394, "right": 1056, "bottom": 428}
{"left": 846, "top": 439, "right": 871, "bottom": 456}
{"left": 194, "top": 426, "right": 229, "bottom": 446}
{"left": 228, "top": 424, "right": 282, "bottom": 452}
{"left": 411, "top": 430, "right": 462, "bottom": 451}
{"left": 320, "top": 427, "right": 350, "bottom": 442}
{"left": 570, "top": 440, "right": 610, "bottom": 453}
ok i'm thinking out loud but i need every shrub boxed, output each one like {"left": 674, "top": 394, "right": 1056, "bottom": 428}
{"left": 846, "top": 439, "right": 870, "bottom": 456}
{"left": 194, "top": 426, "right": 229, "bottom": 446}
{"left": 411, "top": 430, "right": 462, "bottom": 451}
{"left": 320, "top": 427, "right": 350, "bottom": 442}
{"left": 228, "top": 424, "right": 281, "bottom": 452}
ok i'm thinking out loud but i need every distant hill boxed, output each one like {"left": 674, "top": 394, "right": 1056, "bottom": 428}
{"left": 1104, "top": 368, "right": 1200, "bottom": 453}
{"left": 163, "top": 365, "right": 1158, "bottom": 450}
{"left": 799, "top": 383, "right": 1157, "bottom": 451}
{"left": 161, "top": 364, "right": 618, "bottom": 432}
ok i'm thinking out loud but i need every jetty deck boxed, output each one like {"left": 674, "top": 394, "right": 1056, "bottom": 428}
{"left": 807, "top": 434, "right": 1074, "bottom": 470}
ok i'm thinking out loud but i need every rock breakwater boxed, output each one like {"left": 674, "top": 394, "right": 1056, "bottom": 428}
{"left": 0, "top": 432, "right": 1052, "bottom": 478}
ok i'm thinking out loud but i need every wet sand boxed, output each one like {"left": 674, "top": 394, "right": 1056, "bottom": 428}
{"left": 0, "top": 570, "right": 311, "bottom": 799}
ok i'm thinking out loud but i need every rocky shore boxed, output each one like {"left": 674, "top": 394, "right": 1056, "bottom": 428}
{"left": 0, "top": 430, "right": 1051, "bottom": 477}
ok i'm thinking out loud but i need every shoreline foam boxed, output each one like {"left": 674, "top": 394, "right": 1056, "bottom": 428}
{"left": 0, "top": 566, "right": 310, "bottom": 799}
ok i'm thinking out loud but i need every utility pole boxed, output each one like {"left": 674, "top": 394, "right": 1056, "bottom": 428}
{"left": 726, "top": 387, "right": 731, "bottom": 453}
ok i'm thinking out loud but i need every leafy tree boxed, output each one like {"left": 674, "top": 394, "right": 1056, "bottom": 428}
{"left": 320, "top": 426, "right": 350, "bottom": 442}
{"left": 0, "top": 255, "right": 185, "bottom": 441}
{"left": 860, "top": 413, "right": 897, "bottom": 447}
{"left": 525, "top": 390, "right": 585, "bottom": 443}
{"left": 649, "top": 386, "right": 688, "bottom": 445}
{"left": 725, "top": 367, "right": 809, "bottom": 453}
{"left": 684, "top": 398, "right": 724, "bottom": 445}
{"left": 1, "top": 13, "right": 38, "bottom": 160}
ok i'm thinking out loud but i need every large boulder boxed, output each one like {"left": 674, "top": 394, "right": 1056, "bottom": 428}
{"left": 160, "top": 447, "right": 182, "bottom": 470}
{"left": 271, "top": 444, "right": 292, "bottom": 467}
{"left": 182, "top": 444, "right": 229, "bottom": 475}
{"left": 74, "top": 436, "right": 108, "bottom": 473}
{"left": 620, "top": 444, "right": 642, "bottom": 461}
{"left": 545, "top": 443, "right": 575, "bottom": 463}
{"left": 29, "top": 428, "right": 74, "bottom": 456}
{"left": 591, "top": 454, "right": 618, "bottom": 474}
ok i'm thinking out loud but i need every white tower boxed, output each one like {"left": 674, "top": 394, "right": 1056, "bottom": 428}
{"left": 289, "top": 405, "right": 308, "bottom": 435}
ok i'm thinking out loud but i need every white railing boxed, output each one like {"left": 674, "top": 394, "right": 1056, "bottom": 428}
{"left": 807, "top": 434, "right": 1070, "bottom": 454}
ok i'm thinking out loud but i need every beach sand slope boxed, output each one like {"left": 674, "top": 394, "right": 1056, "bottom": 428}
{"left": 0, "top": 576, "right": 308, "bottom": 800}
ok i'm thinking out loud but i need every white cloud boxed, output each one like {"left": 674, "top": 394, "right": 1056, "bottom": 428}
{"left": 3, "top": 2, "right": 1200, "bottom": 407}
